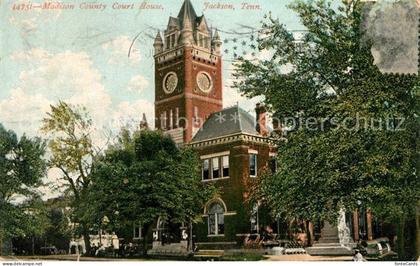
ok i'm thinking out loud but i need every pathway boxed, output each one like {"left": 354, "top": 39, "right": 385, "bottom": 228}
{"left": 266, "top": 254, "right": 353, "bottom": 261}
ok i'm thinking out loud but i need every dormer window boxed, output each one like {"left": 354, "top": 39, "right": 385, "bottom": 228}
{"left": 165, "top": 36, "right": 170, "bottom": 49}
{"left": 197, "top": 33, "right": 209, "bottom": 48}
{"left": 170, "top": 34, "right": 176, "bottom": 48}
{"left": 165, "top": 33, "right": 177, "bottom": 49}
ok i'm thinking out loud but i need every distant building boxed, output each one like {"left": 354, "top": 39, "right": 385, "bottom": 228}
{"left": 1, "top": 239, "right": 12, "bottom": 256}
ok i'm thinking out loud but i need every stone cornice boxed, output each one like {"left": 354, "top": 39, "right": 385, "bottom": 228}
{"left": 189, "top": 133, "right": 276, "bottom": 148}
{"left": 155, "top": 92, "right": 222, "bottom": 106}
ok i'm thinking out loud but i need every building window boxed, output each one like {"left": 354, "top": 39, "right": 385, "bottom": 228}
{"left": 208, "top": 203, "right": 224, "bottom": 235}
{"left": 222, "top": 156, "right": 229, "bottom": 177}
{"left": 204, "top": 36, "right": 209, "bottom": 48}
{"left": 170, "top": 34, "right": 176, "bottom": 48}
{"left": 197, "top": 33, "right": 209, "bottom": 48}
{"left": 249, "top": 154, "right": 257, "bottom": 177}
{"left": 165, "top": 36, "right": 170, "bottom": 49}
{"left": 133, "top": 222, "right": 142, "bottom": 239}
{"left": 250, "top": 204, "right": 259, "bottom": 234}
{"left": 169, "top": 109, "right": 173, "bottom": 129}
{"left": 201, "top": 153, "right": 230, "bottom": 181}
{"left": 198, "top": 34, "right": 203, "bottom": 47}
{"left": 270, "top": 157, "right": 277, "bottom": 173}
{"left": 194, "top": 106, "right": 198, "bottom": 119}
{"left": 193, "top": 106, "right": 199, "bottom": 126}
{"left": 160, "top": 111, "right": 167, "bottom": 129}
{"left": 175, "top": 108, "right": 179, "bottom": 128}
{"left": 202, "top": 159, "right": 210, "bottom": 180}
{"left": 212, "top": 157, "right": 220, "bottom": 179}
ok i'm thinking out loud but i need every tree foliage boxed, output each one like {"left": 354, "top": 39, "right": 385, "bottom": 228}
{"left": 235, "top": 0, "right": 419, "bottom": 226}
{"left": 85, "top": 129, "right": 216, "bottom": 251}
{"left": 0, "top": 124, "right": 47, "bottom": 239}
{"left": 41, "top": 101, "right": 97, "bottom": 253}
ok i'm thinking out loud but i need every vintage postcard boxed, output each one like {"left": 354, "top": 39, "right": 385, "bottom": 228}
{"left": 0, "top": 0, "right": 418, "bottom": 264}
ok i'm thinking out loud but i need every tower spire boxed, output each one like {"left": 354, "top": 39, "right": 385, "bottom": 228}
{"left": 140, "top": 113, "right": 149, "bottom": 130}
{"left": 212, "top": 28, "right": 222, "bottom": 55}
{"left": 178, "top": 0, "right": 197, "bottom": 45}
{"left": 177, "top": 0, "right": 197, "bottom": 29}
{"left": 153, "top": 31, "right": 164, "bottom": 54}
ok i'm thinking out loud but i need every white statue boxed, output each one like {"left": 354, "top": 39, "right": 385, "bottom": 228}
{"left": 181, "top": 229, "right": 188, "bottom": 240}
{"left": 338, "top": 208, "right": 352, "bottom": 246}
{"left": 153, "top": 231, "right": 159, "bottom": 241}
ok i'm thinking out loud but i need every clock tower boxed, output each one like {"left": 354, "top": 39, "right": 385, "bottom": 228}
{"left": 153, "top": 0, "right": 223, "bottom": 144}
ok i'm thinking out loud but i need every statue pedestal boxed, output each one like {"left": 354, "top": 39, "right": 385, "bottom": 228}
{"left": 306, "top": 222, "right": 353, "bottom": 256}
{"left": 152, "top": 241, "right": 162, "bottom": 249}
{"left": 180, "top": 240, "right": 188, "bottom": 249}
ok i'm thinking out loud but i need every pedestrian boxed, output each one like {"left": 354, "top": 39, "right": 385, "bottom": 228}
{"left": 353, "top": 249, "right": 366, "bottom": 262}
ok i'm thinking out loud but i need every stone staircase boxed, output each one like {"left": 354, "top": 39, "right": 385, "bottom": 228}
{"left": 306, "top": 222, "right": 354, "bottom": 256}
{"left": 194, "top": 249, "right": 224, "bottom": 259}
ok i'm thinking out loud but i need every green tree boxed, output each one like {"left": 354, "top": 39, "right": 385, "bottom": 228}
{"left": 234, "top": 0, "right": 419, "bottom": 259}
{"left": 42, "top": 197, "right": 72, "bottom": 251}
{"left": 0, "top": 124, "right": 47, "bottom": 246}
{"left": 86, "top": 129, "right": 216, "bottom": 255}
{"left": 41, "top": 101, "right": 98, "bottom": 255}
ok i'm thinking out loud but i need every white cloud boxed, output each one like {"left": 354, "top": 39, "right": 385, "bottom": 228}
{"left": 111, "top": 99, "right": 155, "bottom": 130}
{"left": 3, "top": 48, "right": 156, "bottom": 141}
{"left": 128, "top": 75, "right": 149, "bottom": 93}
{"left": 102, "top": 36, "right": 141, "bottom": 65}
{"left": 223, "top": 58, "right": 264, "bottom": 110}
{"left": 10, "top": 48, "right": 112, "bottom": 125}
{"left": 0, "top": 87, "right": 51, "bottom": 136}
{"left": 2, "top": 47, "right": 155, "bottom": 199}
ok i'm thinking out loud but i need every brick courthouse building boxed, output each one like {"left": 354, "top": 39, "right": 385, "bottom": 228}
{"left": 151, "top": 0, "right": 278, "bottom": 249}
{"left": 150, "top": 0, "right": 382, "bottom": 251}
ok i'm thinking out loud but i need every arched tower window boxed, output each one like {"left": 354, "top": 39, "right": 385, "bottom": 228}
{"left": 207, "top": 202, "right": 225, "bottom": 235}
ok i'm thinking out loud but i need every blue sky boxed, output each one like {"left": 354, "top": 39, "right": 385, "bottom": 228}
{"left": 0, "top": 0, "right": 307, "bottom": 141}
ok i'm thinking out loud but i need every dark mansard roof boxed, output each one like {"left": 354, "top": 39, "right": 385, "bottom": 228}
{"left": 192, "top": 105, "right": 260, "bottom": 142}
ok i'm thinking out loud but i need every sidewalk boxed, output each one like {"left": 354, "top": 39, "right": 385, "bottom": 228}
{"left": 1, "top": 255, "right": 145, "bottom": 261}
{"left": 266, "top": 254, "right": 353, "bottom": 261}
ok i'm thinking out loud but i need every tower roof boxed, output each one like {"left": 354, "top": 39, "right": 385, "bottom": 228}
{"left": 213, "top": 29, "right": 221, "bottom": 40}
{"left": 140, "top": 113, "right": 149, "bottom": 130}
{"left": 154, "top": 31, "right": 163, "bottom": 43}
{"left": 177, "top": 0, "right": 198, "bottom": 28}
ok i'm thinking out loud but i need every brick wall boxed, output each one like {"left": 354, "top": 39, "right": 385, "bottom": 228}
{"left": 193, "top": 138, "right": 273, "bottom": 248}
{"left": 154, "top": 47, "right": 223, "bottom": 143}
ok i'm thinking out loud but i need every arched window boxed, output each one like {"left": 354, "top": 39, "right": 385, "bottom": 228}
{"left": 208, "top": 202, "right": 224, "bottom": 235}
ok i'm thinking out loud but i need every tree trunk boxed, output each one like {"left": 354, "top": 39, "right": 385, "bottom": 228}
{"left": 142, "top": 223, "right": 151, "bottom": 257}
{"left": 397, "top": 215, "right": 406, "bottom": 260}
{"left": 189, "top": 222, "right": 193, "bottom": 252}
{"left": 32, "top": 236, "right": 35, "bottom": 256}
{"left": 305, "top": 220, "right": 312, "bottom": 247}
{"left": 82, "top": 224, "right": 91, "bottom": 256}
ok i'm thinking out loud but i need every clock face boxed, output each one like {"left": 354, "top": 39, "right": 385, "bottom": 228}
{"left": 196, "top": 72, "right": 213, "bottom": 93}
{"left": 163, "top": 72, "right": 178, "bottom": 94}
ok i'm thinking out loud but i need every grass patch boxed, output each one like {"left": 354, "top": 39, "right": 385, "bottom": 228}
{"left": 219, "top": 254, "right": 267, "bottom": 261}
